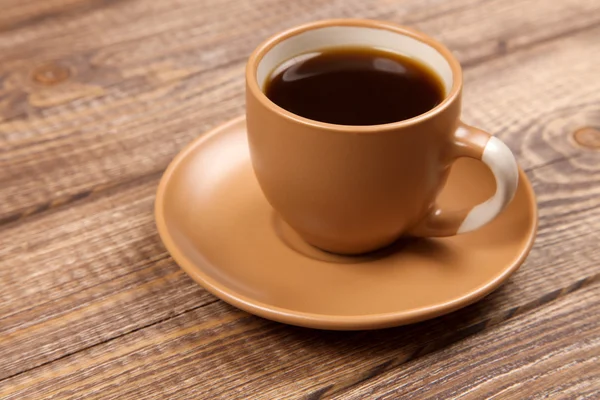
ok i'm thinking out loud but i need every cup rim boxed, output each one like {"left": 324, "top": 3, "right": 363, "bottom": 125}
{"left": 246, "top": 19, "right": 463, "bottom": 133}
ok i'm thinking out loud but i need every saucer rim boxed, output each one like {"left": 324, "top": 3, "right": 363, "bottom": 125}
{"left": 155, "top": 115, "right": 538, "bottom": 330}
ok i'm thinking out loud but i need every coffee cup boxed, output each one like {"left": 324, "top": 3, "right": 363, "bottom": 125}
{"left": 245, "top": 19, "right": 519, "bottom": 255}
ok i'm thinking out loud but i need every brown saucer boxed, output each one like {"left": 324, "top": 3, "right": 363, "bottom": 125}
{"left": 155, "top": 116, "right": 537, "bottom": 330}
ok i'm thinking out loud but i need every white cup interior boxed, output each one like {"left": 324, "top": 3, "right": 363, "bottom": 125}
{"left": 256, "top": 26, "right": 453, "bottom": 95}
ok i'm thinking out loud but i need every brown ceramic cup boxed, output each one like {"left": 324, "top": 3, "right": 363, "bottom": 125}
{"left": 246, "top": 19, "right": 519, "bottom": 255}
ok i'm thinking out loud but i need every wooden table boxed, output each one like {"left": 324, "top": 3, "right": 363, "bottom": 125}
{"left": 1, "top": 0, "right": 599, "bottom": 398}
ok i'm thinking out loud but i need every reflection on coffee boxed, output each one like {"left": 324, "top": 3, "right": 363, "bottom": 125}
{"left": 265, "top": 46, "right": 445, "bottom": 126}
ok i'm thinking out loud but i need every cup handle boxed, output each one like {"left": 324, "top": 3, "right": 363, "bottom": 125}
{"left": 411, "top": 122, "right": 519, "bottom": 237}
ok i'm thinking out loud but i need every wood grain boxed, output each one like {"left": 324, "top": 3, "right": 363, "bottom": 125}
{"left": 1, "top": 0, "right": 599, "bottom": 397}
{"left": 1, "top": 12, "right": 598, "bottom": 314}
{"left": 1, "top": 0, "right": 599, "bottom": 222}
{"left": 1, "top": 149, "right": 598, "bottom": 380}
{"left": 1, "top": 0, "right": 599, "bottom": 380}
{"left": 330, "top": 281, "right": 600, "bottom": 400}
{"left": 1, "top": 275, "right": 598, "bottom": 399}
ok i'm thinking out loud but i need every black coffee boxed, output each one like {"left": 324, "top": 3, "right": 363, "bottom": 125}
{"left": 265, "top": 47, "right": 445, "bottom": 125}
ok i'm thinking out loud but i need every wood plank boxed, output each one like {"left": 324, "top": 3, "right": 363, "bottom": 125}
{"left": 330, "top": 281, "right": 600, "bottom": 400}
{"left": 0, "top": 259, "right": 218, "bottom": 380}
{"left": 1, "top": 273, "right": 598, "bottom": 399}
{"left": 1, "top": 25, "right": 599, "bottom": 377}
{"left": 1, "top": 0, "right": 599, "bottom": 392}
{"left": 1, "top": 147, "right": 598, "bottom": 380}
{"left": 0, "top": 0, "right": 490, "bottom": 62}
{"left": 1, "top": 0, "right": 599, "bottom": 221}
{"left": 0, "top": 178, "right": 183, "bottom": 318}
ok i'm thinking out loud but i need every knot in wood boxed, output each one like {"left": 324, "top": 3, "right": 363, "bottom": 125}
{"left": 32, "top": 63, "right": 71, "bottom": 85}
{"left": 573, "top": 127, "right": 600, "bottom": 149}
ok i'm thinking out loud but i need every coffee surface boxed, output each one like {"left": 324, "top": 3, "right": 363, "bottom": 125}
{"left": 265, "top": 47, "right": 445, "bottom": 125}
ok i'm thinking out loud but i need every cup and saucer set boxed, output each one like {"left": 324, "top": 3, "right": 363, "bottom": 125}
{"left": 155, "top": 19, "right": 537, "bottom": 330}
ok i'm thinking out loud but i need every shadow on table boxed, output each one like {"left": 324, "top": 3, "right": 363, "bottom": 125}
{"left": 283, "top": 286, "right": 503, "bottom": 349}
{"left": 251, "top": 283, "right": 515, "bottom": 392}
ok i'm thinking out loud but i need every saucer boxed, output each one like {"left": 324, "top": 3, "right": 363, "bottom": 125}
{"left": 155, "top": 116, "right": 537, "bottom": 330}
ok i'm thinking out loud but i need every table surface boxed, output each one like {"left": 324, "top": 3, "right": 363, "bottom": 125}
{"left": 1, "top": 0, "right": 599, "bottom": 398}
